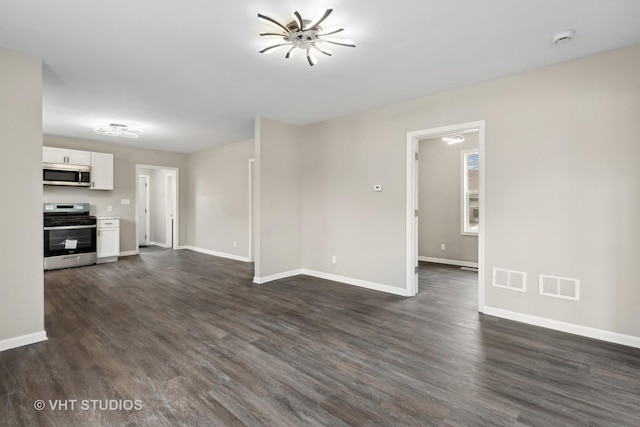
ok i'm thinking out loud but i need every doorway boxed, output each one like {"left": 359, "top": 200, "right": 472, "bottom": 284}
{"left": 166, "top": 173, "right": 176, "bottom": 248}
{"left": 406, "top": 121, "right": 485, "bottom": 311}
{"left": 135, "top": 165, "right": 179, "bottom": 252}
{"left": 137, "top": 175, "right": 150, "bottom": 246}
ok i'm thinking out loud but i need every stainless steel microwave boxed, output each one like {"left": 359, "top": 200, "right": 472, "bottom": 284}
{"left": 43, "top": 163, "right": 91, "bottom": 186}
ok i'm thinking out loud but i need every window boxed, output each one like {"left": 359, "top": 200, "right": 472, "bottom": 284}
{"left": 461, "top": 149, "right": 479, "bottom": 235}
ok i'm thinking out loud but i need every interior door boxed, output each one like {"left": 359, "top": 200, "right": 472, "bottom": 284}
{"left": 138, "top": 175, "right": 148, "bottom": 246}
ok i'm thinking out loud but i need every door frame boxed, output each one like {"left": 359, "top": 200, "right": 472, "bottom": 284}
{"left": 135, "top": 164, "right": 180, "bottom": 252}
{"left": 406, "top": 120, "right": 486, "bottom": 312}
{"left": 248, "top": 158, "right": 255, "bottom": 262}
{"left": 165, "top": 173, "right": 177, "bottom": 248}
{"left": 138, "top": 174, "right": 151, "bottom": 247}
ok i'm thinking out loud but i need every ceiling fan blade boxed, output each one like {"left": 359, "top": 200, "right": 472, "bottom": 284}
{"left": 258, "top": 13, "right": 291, "bottom": 34}
{"left": 317, "top": 28, "right": 343, "bottom": 37}
{"left": 306, "top": 49, "right": 318, "bottom": 66}
{"left": 312, "top": 45, "right": 332, "bottom": 56}
{"left": 285, "top": 46, "right": 297, "bottom": 59}
{"left": 293, "top": 11, "right": 304, "bottom": 31}
{"left": 307, "top": 8, "right": 333, "bottom": 30}
{"left": 259, "top": 43, "right": 292, "bottom": 54}
{"left": 322, "top": 38, "right": 356, "bottom": 48}
{"left": 260, "top": 32, "right": 287, "bottom": 37}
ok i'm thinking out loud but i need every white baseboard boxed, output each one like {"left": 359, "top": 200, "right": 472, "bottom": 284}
{"left": 301, "top": 269, "right": 408, "bottom": 296}
{"left": 253, "top": 268, "right": 407, "bottom": 296}
{"left": 418, "top": 256, "right": 478, "bottom": 268}
{"left": 253, "top": 269, "right": 303, "bottom": 284}
{"left": 149, "top": 241, "right": 172, "bottom": 249}
{"left": 179, "top": 245, "right": 250, "bottom": 263}
{"left": 483, "top": 306, "right": 640, "bottom": 349}
{"left": 119, "top": 250, "right": 138, "bottom": 257}
{"left": 0, "top": 330, "right": 48, "bottom": 352}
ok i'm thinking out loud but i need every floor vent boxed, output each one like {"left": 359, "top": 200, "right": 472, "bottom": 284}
{"left": 539, "top": 275, "right": 580, "bottom": 301}
{"left": 492, "top": 268, "right": 526, "bottom": 292}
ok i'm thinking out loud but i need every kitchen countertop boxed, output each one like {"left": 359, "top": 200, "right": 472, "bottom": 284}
{"left": 96, "top": 216, "right": 120, "bottom": 220}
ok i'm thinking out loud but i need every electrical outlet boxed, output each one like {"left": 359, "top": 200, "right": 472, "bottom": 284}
{"left": 373, "top": 184, "right": 383, "bottom": 192}
{"left": 107, "top": 205, "right": 113, "bottom": 212}
{"left": 121, "top": 199, "right": 130, "bottom": 205}
{"left": 440, "top": 243, "right": 446, "bottom": 251}
{"left": 331, "top": 255, "right": 337, "bottom": 264}
{"left": 233, "top": 241, "right": 237, "bottom": 248}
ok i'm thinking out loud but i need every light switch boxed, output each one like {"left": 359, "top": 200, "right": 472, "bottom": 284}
{"left": 373, "top": 184, "right": 383, "bottom": 192}
{"left": 107, "top": 205, "right": 113, "bottom": 212}
{"left": 121, "top": 199, "right": 130, "bottom": 205}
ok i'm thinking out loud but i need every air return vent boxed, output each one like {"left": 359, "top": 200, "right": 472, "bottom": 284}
{"left": 539, "top": 275, "right": 580, "bottom": 301}
{"left": 492, "top": 268, "right": 527, "bottom": 292}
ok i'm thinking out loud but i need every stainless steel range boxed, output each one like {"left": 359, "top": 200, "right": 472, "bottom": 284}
{"left": 43, "top": 203, "right": 97, "bottom": 270}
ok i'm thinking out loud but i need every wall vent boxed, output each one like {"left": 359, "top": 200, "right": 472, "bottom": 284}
{"left": 492, "top": 268, "right": 527, "bottom": 292}
{"left": 539, "top": 275, "right": 580, "bottom": 301}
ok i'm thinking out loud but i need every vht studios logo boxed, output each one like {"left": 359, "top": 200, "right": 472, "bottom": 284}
{"left": 34, "top": 399, "right": 143, "bottom": 411}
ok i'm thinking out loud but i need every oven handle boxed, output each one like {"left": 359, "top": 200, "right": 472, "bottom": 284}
{"left": 44, "top": 225, "right": 97, "bottom": 231}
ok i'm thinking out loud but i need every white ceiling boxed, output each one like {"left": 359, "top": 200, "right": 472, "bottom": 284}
{"left": 1, "top": 0, "right": 639, "bottom": 153}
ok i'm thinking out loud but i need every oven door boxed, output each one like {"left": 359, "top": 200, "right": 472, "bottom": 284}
{"left": 44, "top": 225, "right": 97, "bottom": 257}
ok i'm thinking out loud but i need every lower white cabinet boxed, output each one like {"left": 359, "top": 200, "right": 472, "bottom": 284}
{"left": 97, "top": 218, "right": 120, "bottom": 263}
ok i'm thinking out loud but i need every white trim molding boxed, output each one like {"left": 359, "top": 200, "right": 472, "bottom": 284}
{"left": 149, "top": 241, "right": 172, "bottom": 249}
{"left": 253, "top": 269, "right": 303, "bottom": 284}
{"left": 0, "top": 330, "right": 48, "bottom": 352}
{"left": 302, "top": 269, "right": 408, "bottom": 296}
{"left": 119, "top": 250, "right": 139, "bottom": 257}
{"left": 483, "top": 306, "right": 640, "bottom": 349}
{"left": 418, "top": 256, "right": 478, "bottom": 268}
{"left": 252, "top": 268, "right": 408, "bottom": 296}
{"left": 179, "top": 245, "right": 250, "bottom": 262}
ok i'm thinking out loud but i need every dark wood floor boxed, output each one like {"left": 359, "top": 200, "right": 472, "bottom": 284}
{"left": 1, "top": 253, "right": 639, "bottom": 426}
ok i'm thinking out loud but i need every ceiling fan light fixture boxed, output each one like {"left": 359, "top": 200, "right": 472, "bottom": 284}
{"left": 95, "top": 123, "right": 142, "bottom": 138}
{"left": 258, "top": 8, "right": 355, "bottom": 66}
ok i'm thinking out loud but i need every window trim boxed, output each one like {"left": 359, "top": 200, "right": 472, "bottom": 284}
{"left": 461, "top": 149, "right": 479, "bottom": 236}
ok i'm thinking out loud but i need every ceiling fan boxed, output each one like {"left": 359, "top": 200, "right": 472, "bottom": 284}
{"left": 258, "top": 8, "right": 356, "bottom": 66}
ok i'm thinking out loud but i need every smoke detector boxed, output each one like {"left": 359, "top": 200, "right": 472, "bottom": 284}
{"left": 552, "top": 30, "right": 575, "bottom": 45}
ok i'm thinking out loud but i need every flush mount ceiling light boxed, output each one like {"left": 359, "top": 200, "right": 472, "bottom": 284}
{"left": 94, "top": 123, "right": 143, "bottom": 138}
{"left": 442, "top": 135, "right": 465, "bottom": 145}
{"left": 258, "top": 8, "right": 355, "bottom": 66}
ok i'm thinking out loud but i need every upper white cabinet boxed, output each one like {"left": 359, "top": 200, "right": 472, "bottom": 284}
{"left": 91, "top": 152, "right": 114, "bottom": 190}
{"left": 42, "top": 146, "right": 91, "bottom": 166}
{"left": 43, "top": 146, "right": 114, "bottom": 190}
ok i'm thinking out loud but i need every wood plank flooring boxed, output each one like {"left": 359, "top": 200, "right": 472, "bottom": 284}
{"left": 1, "top": 252, "right": 639, "bottom": 426}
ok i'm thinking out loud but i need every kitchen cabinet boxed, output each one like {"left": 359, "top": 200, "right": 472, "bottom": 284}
{"left": 91, "top": 152, "right": 114, "bottom": 190}
{"left": 43, "top": 146, "right": 91, "bottom": 166}
{"left": 97, "top": 218, "right": 120, "bottom": 263}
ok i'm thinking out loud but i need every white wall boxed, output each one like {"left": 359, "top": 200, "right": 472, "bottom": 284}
{"left": 301, "top": 115, "right": 407, "bottom": 287}
{"left": 296, "top": 45, "right": 640, "bottom": 338}
{"left": 185, "top": 138, "right": 254, "bottom": 258}
{"left": 0, "top": 47, "right": 45, "bottom": 348}
{"left": 419, "top": 133, "right": 478, "bottom": 263}
{"left": 43, "top": 136, "right": 188, "bottom": 253}
{"left": 255, "top": 118, "right": 302, "bottom": 279}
